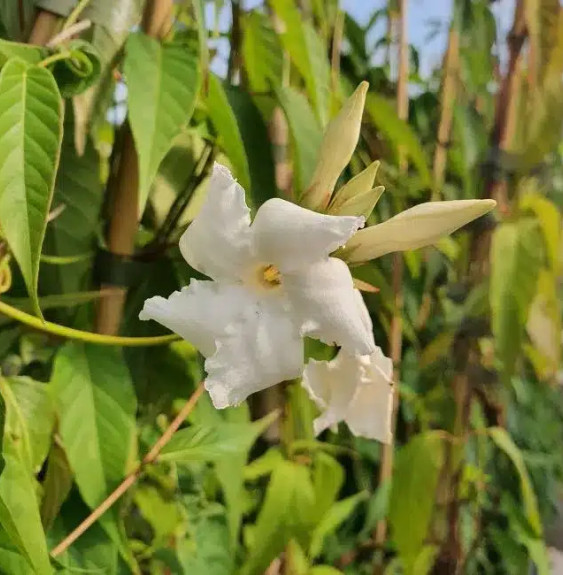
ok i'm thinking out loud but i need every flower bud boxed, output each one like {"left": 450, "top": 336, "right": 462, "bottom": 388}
{"left": 301, "top": 82, "right": 368, "bottom": 211}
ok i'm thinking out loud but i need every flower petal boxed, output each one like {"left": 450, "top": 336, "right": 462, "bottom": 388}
{"left": 343, "top": 199, "right": 497, "bottom": 263}
{"left": 302, "top": 352, "right": 361, "bottom": 435}
{"left": 179, "top": 163, "right": 253, "bottom": 281}
{"left": 251, "top": 198, "right": 364, "bottom": 273}
{"left": 347, "top": 348, "right": 394, "bottom": 443}
{"left": 139, "top": 280, "right": 251, "bottom": 357}
{"left": 284, "top": 257, "right": 375, "bottom": 354}
{"left": 302, "top": 348, "right": 394, "bottom": 442}
{"left": 204, "top": 296, "right": 303, "bottom": 409}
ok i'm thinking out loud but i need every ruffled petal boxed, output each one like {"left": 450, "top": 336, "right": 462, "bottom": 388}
{"left": 251, "top": 198, "right": 364, "bottom": 273}
{"left": 284, "top": 257, "right": 375, "bottom": 355}
{"left": 204, "top": 296, "right": 303, "bottom": 409}
{"left": 139, "top": 280, "right": 251, "bottom": 357}
{"left": 347, "top": 348, "right": 394, "bottom": 443}
{"left": 179, "top": 163, "right": 253, "bottom": 281}
{"left": 302, "top": 348, "right": 394, "bottom": 442}
{"left": 302, "top": 352, "right": 361, "bottom": 435}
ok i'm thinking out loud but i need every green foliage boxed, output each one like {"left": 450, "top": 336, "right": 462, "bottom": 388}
{"left": 388, "top": 432, "right": 445, "bottom": 573}
{"left": 0, "top": 58, "right": 63, "bottom": 317}
{"left": 490, "top": 218, "right": 545, "bottom": 376}
{"left": 0, "top": 3, "right": 559, "bottom": 574}
{"left": 125, "top": 33, "right": 201, "bottom": 215}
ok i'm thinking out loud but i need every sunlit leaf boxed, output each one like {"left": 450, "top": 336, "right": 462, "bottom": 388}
{"left": 0, "top": 59, "right": 63, "bottom": 317}
{"left": 125, "top": 32, "right": 201, "bottom": 215}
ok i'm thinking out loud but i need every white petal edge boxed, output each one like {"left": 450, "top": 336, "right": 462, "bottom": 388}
{"left": 204, "top": 295, "right": 303, "bottom": 409}
{"left": 139, "top": 280, "right": 252, "bottom": 357}
{"left": 302, "top": 348, "right": 394, "bottom": 443}
{"left": 344, "top": 199, "right": 496, "bottom": 263}
{"left": 251, "top": 197, "right": 365, "bottom": 273}
{"left": 179, "top": 163, "right": 253, "bottom": 281}
{"left": 284, "top": 257, "right": 375, "bottom": 355}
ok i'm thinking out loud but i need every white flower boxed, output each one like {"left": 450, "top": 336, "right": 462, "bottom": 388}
{"left": 302, "top": 347, "right": 394, "bottom": 443}
{"left": 140, "top": 163, "right": 375, "bottom": 408}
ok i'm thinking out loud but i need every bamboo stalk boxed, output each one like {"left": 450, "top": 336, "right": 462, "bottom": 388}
{"left": 374, "top": 0, "right": 409, "bottom": 550}
{"left": 437, "top": 3, "right": 528, "bottom": 572}
{"left": 432, "top": 26, "right": 460, "bottom": 197}
{"left": 28, "top": 9, "right": 60, "bottom": 45}
{"left": 95, "top": 0, "right": 174, "bottom": 335}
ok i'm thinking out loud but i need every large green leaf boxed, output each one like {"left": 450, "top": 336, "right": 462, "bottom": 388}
{"left": 40, "top": 441, "right": 73, "bottom": 532}
{"left": 51, "top": 342, "right": 137, "bottom": 508}
{"left": 0, "top": 59, "right": 63, "bottom": 317}
{"left": 388, "top": 432, "right": 445, "bottom": 573}
{"left": 242, "top": 11, "right": 284, "bottom": 92}
{"left": 125, "top": 33, "right": 201, "bottom": 215}
{"left": 365, "top": 93, "right": 432, "bottom": 189}
{"left": 241, "top": 460, "right": 316, "bottom": 575}
{"left": 275, "top": 85, "right": 322, "bottom": 193}
{"left": 271, "top": 0, "right": 330, "bottom": 125}
{"left": 490, "top": 219, "right": 545, "bottom": 376}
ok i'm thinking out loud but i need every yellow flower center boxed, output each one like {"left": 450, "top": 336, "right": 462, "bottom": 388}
{"left": 258, "top": 264, "right": 281, "bottom": 289}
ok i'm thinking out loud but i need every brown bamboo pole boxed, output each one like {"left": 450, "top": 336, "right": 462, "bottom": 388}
{"left": 28, "top": 9, "right": 60, "bottom": 45}
{"left": 95, "top": 0, "right": 174, "bottom": 335}
{"left": 436, "top": 3, "right": 528, "bottom": 572}
{"left": 432, "top": 25, "right": 460, "bottom": 197}
{"left": 374, "top": 0, "right": 409, "bottom": 550}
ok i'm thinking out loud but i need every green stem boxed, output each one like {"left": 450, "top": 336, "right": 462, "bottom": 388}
{"left": 38, "top": 51, "right": 72, "bottom": 68}
{"left": 0, "top": 299, "right": 180, "bottom": 347}
{"left": 64, "top": 0, "right": 92, "bottom": 29}
{"left": 41, "top": 252, "right": 93, "bottom": 265}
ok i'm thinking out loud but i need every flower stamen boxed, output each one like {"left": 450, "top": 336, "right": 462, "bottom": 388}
{"left": 259, "top": 264, "right": 281, "bottom": 288}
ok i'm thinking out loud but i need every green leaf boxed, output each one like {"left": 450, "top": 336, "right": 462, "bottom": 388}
{"left": 0, "top": 39, "right": 46, "bottom": 66}
{"left": 275, "top": 85, "right": 322, "bottom": 193}
{"left": 490, "top": 219, "right": 545, "bottom": 376}
{"left": 271, "top": 0, "right": 330, "bottom": 125}
{"left": 51, "top": 342, "right": 137, "bottom": 508}
{"left": 487, "top": 427, "right": 542, "bottom": 536}
{"left": 40, "top": 440, "right": 73, "bottom": 532}
{"left": 242, "top": 11, "right": 283, "bottom": 92}
{"left": 51, "top": 40, "right": 102, "bottom": 97}
{"left": 0, "top": 377, "right": 52, "bottom": 574}
{"left": 42, "top": 110, "right": 102, "bottom": 296}
{"left": 0, "top": 376, "right": 54, "bottom": 473}
{"left": 0, "top": 58, "right": 63, "bottom": 317}
{"left": 159, "top": 411, "right": 277, "bottom": 464}
{"left": 388, "top": 432, "right": 445, "bottom": 572}
{"left": 365, "top": 93, "right": 432, "bottom": 189}
{"left": 224, "top": 85, "right": 278, "bottom": 207}
{"left": 241, "top": 460, "right": 316, "bottom": 575}
{"left": 207, "top": 74, "right": 251, "bottom": 190}
{"left": 125, "top": 33, "right": 201, "bottom": 215}
{"left": 309, "top": 491, "right": 368, "bottom": 559}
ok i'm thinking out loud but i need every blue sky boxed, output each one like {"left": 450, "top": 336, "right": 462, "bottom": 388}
{"left": 207, "top": 0, "right": 517, "bottom": 78}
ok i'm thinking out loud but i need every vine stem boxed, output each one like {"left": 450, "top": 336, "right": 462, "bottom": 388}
{"left": 50, "top": 383, "right": 205, "bottom": 558}
{"left": 63, "top": 0, "right": 92, "bottom": 30}
{"left": 0, "top": 299, "right": 179, "bottom": 347}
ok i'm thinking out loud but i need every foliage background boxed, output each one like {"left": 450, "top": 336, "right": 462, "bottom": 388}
{"left": 0, "top": 0, "right": 561, "bottom": 574}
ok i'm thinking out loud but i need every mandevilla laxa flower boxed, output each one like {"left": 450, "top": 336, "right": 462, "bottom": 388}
{"left": 302, "top": 347, "right": 394, "bottom": 443}
{"left": 141, "top": 81, "right": 496, "bottom": 438}
{"left": 140, "top": 163, "right": 375, "bottom": 408}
